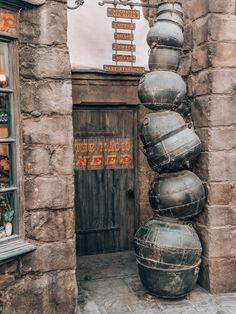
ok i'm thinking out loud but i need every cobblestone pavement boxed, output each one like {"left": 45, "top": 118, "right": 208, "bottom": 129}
{"left": 77, "top": 251, "right": 236, "bottom": 314}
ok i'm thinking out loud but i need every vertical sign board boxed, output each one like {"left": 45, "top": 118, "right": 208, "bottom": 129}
{"left": 103, "top": 7, "right": 145, "bottom": 74}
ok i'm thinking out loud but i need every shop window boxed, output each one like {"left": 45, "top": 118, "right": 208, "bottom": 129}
{"left": 0, "top": 40, "right": 16, "bottom": 239}
{"left": 0, "top": 38, "right": 35, "bottom": 263}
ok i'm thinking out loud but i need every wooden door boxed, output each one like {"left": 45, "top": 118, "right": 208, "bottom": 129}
{"left": 73, "top": 105, "right": 138, "bottom": 256}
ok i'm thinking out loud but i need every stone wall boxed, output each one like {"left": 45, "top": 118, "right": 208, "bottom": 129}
{"left": 0, "top": 1, "right": 78, "bottom": 313}
{"left": 179, "top": 0, "right": 236, "bottom": 293}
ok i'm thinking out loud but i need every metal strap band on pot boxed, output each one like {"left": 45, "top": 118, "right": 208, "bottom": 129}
{"left": 136, "top": 255, "right": 198, "bottom": 270}
{"left": 150, "top": 43, "right": 182, "bottom": 51}
{"left": 157, "top": 1, "right": 183, "bottom": 8}
{"left": 152, "top": 196, "right": 206, "bottom": 212}
{"left": 143, "top": 124, "right": 186, "bottom": 150}
{"left": 157, "top": 9, "right": 183, "bottom": 17}
{"left": 136, "top": 257, "right": 201, "bottom": 272}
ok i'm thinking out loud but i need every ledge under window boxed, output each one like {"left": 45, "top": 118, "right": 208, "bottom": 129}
{"left": 0, "top": 0, "right": 45, "bottom": 11}
{"left": 0, "top": 235, "right": 36, "bottom": 265}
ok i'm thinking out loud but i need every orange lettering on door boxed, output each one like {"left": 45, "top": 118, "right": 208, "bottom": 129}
{"left": 76, "top": 156, "right": 90, "bottom": 168}
{"left": 106, "top": 155, "right": 116, "bottom": 166}
{"left": 119, "top": 154, "right": 132, "bottom": 165}
{"left": 90, "top": 155, "right": 102, "bottom": 167}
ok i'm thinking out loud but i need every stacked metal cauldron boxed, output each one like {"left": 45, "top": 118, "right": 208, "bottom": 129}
{"left": 134, "top": 2, "right": 206, "bottom": 299}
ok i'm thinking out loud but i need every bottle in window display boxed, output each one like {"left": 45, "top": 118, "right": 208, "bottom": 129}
{"left": 0, "top": 192, "right": 13, "bottom": 237}
{"left": 0, "top": 54, "right": 7, "bottom": 88}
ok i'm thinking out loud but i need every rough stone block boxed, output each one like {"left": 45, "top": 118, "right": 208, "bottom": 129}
{"left": 208, "top": 152, "right": 236, "bottom": 182}
{"left": 20, "top": 45, "right": 71, "bottom": 79}
{"left": 211, "top": 69, "right": 236, "bottom": 94}
{"left": 23, "top": 145, "right": 51, "bottom": 175}
{"left": 207, "top": 183, "right": 235, "bottom": 206}
{"left": 192, "top": 44, "right": 209, "bottom": 72}
{"left": 178, "top": 52, "right": 192, "bottom": 77}
{"left": 199, "top": 256, "right": 236, "bottom": 293}
{"left": 196, "top": 126, "right": 236, "bottom": 151}
{"left": 22, "top": 116, "right": 73, "bottom": 145}
{"left": 193, "top": 16, "right": 208, "bottom": 46}
{"left": 20, "top": 240, "right": 76, "bottom": 273}
{"left": 210, "top": 43, "right": 236, "bottom": 68}
{"left": 50, "top": 146, "right": 74, "bottom": 175}
{"left": 184, "top": 0, "right": 208, "bottom": 21}
{"left": 0, "top": 274, "right": 15, "bottom": 290}
{"left": 195, "top": 70, "right": 211, "bottom": 96}
{"left": 25, "top": 208, "right": 75, "bottom": 242}
{"left": 23, "top": 145, "right": 74, "bottom": 175}
{"left": 196, "top": 205, "right": 236, "bottom": 227}
{"left": 0, "top": 260, "right": 18, "bottom": 274}
{"left": 19, "top": 0, "right": 67, "bottom": 45}
{"left": 186, "top": 75, "right": 195, "bottom": 96}
{"left": 195, "top": 152, "right": 236, "bottom": 182}
{"left": 183, "top": 23, "right": 193, "bottom": 52}
{"left": 195, "top": 223, "right": 236, "bottom": 258}
{"left": 193, "top": 152, "right": 209, "bottom": 182}
{"left": 3, "top": 271, "right": 77, "bottom": 314}
{"left": 208, "top": 0, "right": 236, "bottom": 14}
{"left": 20, "top": 80, "right": 72, "bottom": 115}
{"left": 192, "top": 95, "right": 236, "bottom": 128}
{"left": 209, "top": 14, "right": 236, "bottom": 42}
{"left": 24, "top": 175, "right": 74, "bottom": 210}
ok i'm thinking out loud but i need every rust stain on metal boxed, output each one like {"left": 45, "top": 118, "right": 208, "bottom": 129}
{"left": 114, "top": 32, "right": 134, "bottom": 41}
{"left": 112, "top": 43, "right": 136, "bottom": 52}
{"left": 103, "top": 65, "right": 145, "bottom": 73}
{"left": 107, "top": 8, "right": 140, "bottom": 19}
{"left": 112, "top": 21, "right": 136, "bottom": 30}
{"left": 112, "top": 54, "right": 136, "bottom": 63}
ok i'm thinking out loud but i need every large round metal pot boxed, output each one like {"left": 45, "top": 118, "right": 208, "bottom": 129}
{"left": 137, "top": 258, "right": 201, "bottom": 298}
{"left": 138, "top": 71, "right": 186, "bottom": 111}
{"left": 149, "top": 171, "right": 206, "bottom": 219}
{"left": 134, "top": 217, "right": 202, "bottom": 267}
{"left": 140, "top": 111, "right": 202, "bottom": 172}
{"left": 148, "top": 46, "right": 181, "bottom": 71}
{"left": 147, "top": 20, "right": 184, "bottom": 49}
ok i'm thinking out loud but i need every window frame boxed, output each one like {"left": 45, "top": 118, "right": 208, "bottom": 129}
{"left": 0, "top": 35, "right": 35, "bottom": 265}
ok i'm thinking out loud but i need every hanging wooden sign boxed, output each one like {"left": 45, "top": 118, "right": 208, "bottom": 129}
{"left": 112, "top": 54, "right": 136, "bottom": 63}
{"left": 112, "top": 43, "right": 136, "bottom": 52}
{"left": 107, "top": 8, "right": 140, "bottom": 19}
{"left": 112, "top": 21, "right": 136, "bottom": 30}
{"left": 114, "top": 32, "right": 134, "bottom": 41}
{"left": 103, "top": 65, "right": 144, "bottom": 73}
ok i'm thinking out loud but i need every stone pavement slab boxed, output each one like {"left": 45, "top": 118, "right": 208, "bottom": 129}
{"left": 76, "top": 251, "right": 236, "bottom": 314}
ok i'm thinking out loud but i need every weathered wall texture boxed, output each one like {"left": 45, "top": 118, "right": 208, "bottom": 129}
{"left": 0, "top": 0, "right": 77, "bottom": 313}
{"left": 179, "top": 0, "right": 236, "bottom": 293}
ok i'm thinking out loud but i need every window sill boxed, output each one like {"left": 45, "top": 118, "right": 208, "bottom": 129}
{"left": 0, "top": 0, "right": 45, "bottom": 11}
{"left": 0, "top": 235, "right": 36, "bottom": 265}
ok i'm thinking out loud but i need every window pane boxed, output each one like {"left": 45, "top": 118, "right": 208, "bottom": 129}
{"left": 0, "top": 192, "right": 14, "bottom": 238}
{"left": 0, "top": 144, "right": 12, "bottom": 187}
{"left": 0, "top": 42, "right": 9, "bottom": 88}
{"left": 0, "top": 94, "right": 10, "bottom": 138}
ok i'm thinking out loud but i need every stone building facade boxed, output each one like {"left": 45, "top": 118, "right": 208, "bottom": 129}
{"left": 0, "top": 0, "right": 235, "bottom": 313}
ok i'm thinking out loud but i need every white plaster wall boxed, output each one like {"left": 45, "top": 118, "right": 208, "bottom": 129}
{"left": 67, "top": 1, "right": 149, "bottom": 70}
